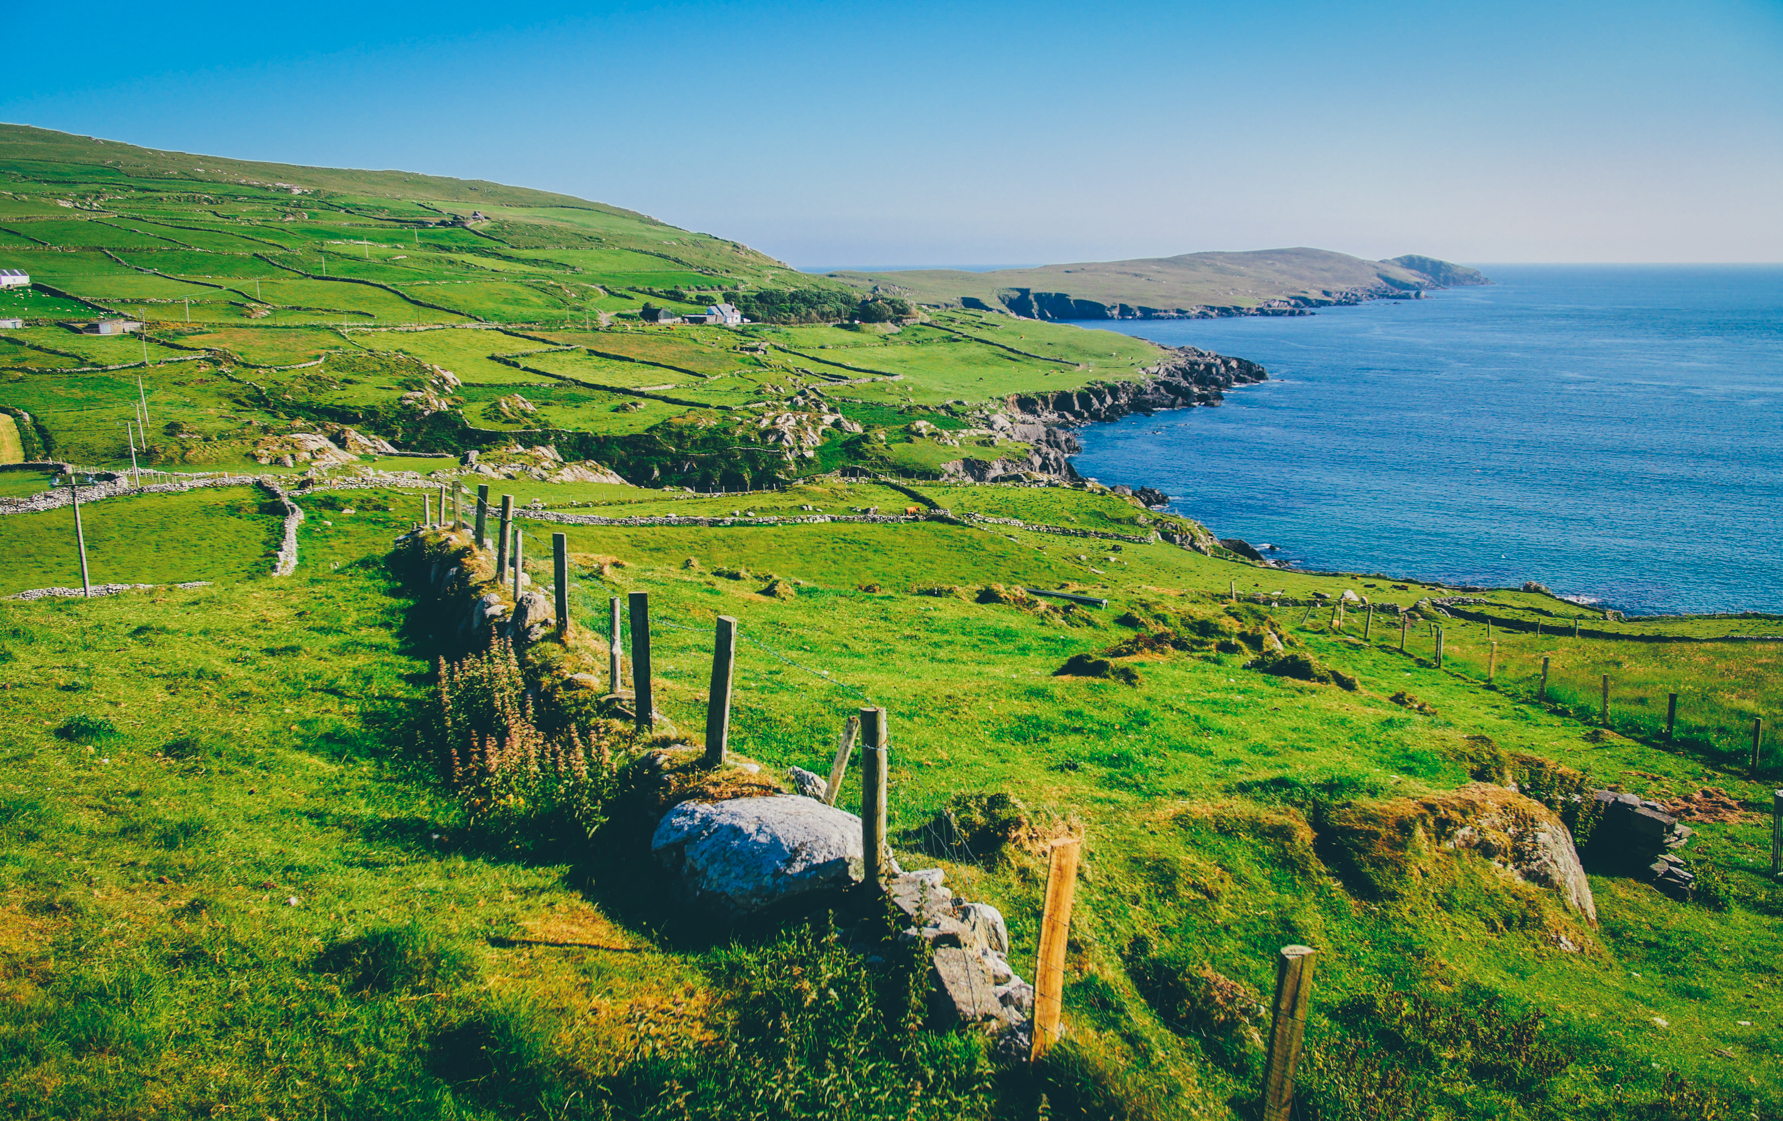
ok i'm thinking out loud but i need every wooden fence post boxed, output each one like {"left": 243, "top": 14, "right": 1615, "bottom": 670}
{"left": 1030, "top": 837, "right": 1083, "bottom": 1064}
{"left": 1487, "top": 618, "right": 1492, "bottom": 641}
{"left": 1488, "top": 641, "right": 1498, "bottom": 683}
{"left": 629, "top": 591, "right": 653, "bottom": 734}
{"left": 861, "top": 707, "right": 889, "bottom": 891}
{"left": 552, "top": 533, "right": 568, "bottom": 636}
{"left": 1364, "top": 604, "right": 1373, "bottom": 641}
{"left": 511, "top": 530, "right": 523, "bottom": 600}
{"left": 703, "top": 616, "right": 738, "bottom": 767}
{"left": 1261, "top": 945, "right": 1317, "bottom": 1121}
{"left": 438, "top": 485, "right": 447, "bottom": 528}
{"left": 67, "top": 476, "right": 91, "bottom": 598}
{"left": 1535, "top": 621, "right": 1541, "bottom": 638}
{"left": 1573, "top": 619, "right": 1580, "bottom": 639}
{"left": 608, "top": 596, "right": 623, "bottom": 691}
{"left": 453, "top": 482, "right": 463, "bottom": 529}
{"left": 1666, "top": 693, "right": 1678, "bottom": 739}
{"left": 1539, "top": 656, "right": 1550, "bottom": 700}
{"left": 1230, "top": 580, "right": 1237, "bottom": 604}
{"left": 1435, "top": 627, "right": 1445, "bottom": 669}
{"left": 423, "top": 492, "right": 432, "bottom": 526}
{"left": 1400, "top": 615, "right": 1408, "bottom": 652}
{"left": 1771, "top": 790, "right": 1781, "bottom": 877}
{"left": 495, "top": 495, "right": 514, "bottom": 576}
{"left": 1601, "top": 675, "right": 1610, "bottom": 726}
{"left": 475, "top": 484, "right": 489, "bottom": 548}
{"left": 1753, "top": 718, "right": 1765, "bottom": 776}
{"left": 823, "top": 715, "right": 861, "bottom": 806}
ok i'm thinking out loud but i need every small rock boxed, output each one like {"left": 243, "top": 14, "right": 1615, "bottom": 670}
{"left": 930, "top": 947, "right": 1016, "bottom": 1027}
{"left": 565, "top": 673, "right": 603, "bottom": 691}
{"left": 651, "top": 795, "right": 864, "bottom": 918}
{"left": 959, "top": 902, "right": 1010, "bottom": 956}
{"left": 787, "top": 766, "right": 827, "bottom": 799}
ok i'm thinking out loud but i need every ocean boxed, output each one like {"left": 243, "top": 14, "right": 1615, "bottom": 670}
{"left": 1066, "top": 265, "right": 1783, "bottom": 616}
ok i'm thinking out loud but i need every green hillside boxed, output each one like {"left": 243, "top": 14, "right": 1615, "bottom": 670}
{"left": 0, "top": 475, "right": 1777, "bottom": 1120}
{"left": 829, "top": 247, "right": 1486, "bottom": 319}
{"left": 0, "top": 125, "right": 1190, "bottom": 486}
{"left": 0, "top": 128, "right": 1776, "bottom": 1121}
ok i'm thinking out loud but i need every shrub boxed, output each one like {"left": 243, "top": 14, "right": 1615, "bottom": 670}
{"left": 318, "top": 923, "right": 475, "bottom": 994}
{"left": 435, "top": 639, "right": 628, "bottom": 837}
{"left": 55, "top": 715, "right": 118, "bottom": 743}
{"left": 1245, "top": 652, "right": 1357, "bottom": 691}
{"left": 1054, "top": 654, "right": 1140, "bottom": 685}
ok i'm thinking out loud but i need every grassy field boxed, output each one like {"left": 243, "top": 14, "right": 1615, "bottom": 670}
{"left": 1, "top": 125, "right": 1777, "bottom": 1120}
{"left": 1, "top": 478, "right": 1778, "bottom": 1120}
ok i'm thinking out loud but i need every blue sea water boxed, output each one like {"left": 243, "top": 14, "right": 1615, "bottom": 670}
{"left": 1067, "top": 265, "right": 1783, "bottom": 616}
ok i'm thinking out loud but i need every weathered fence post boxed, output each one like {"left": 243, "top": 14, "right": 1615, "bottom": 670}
{"left": 1435, "top": 627, "right": 1445, "bottom": 668}
{"left": 1772, "top": 790, "right": 1782, "bottom": 877}
{"left": 1539, "top": 656, "right": 1550, "bottom": 700}
{"left": 1300, "top": 604, "right": 1313, "bottom": 625}
{"left": 608, "top": 597, "right": 623, "bottom": 691}
{"left": 438, "top": 485, "right": 447, "bottom": 528}
{"left": 861, "top": 707, "right": 890, "bottom": 891}
{"left": 1261, "top": 945, "right": 1317, "bottom": 1121}
{"left": 1488, "top": 640, "right": 1498, "bottom": 683}
{"left": 703, "top": 616, "right": 738, "bottom": 767}
{"left": 823, "top": 715, "right": 861, "bottom": 806}
{"left": 1601, "top": 675, "right": 1610, "bottom": 725}
{"left": 1535, "top": 621, "right": 1541, "bottom": 638}
{"left": 1364, "top": 603, "right": 1373, "bottom": 641}
{"left": 1230, "top": 580, "right": 1237, "bottom": 604}
{"left": 1400, "top": 615, "right": 1408, "bottom": 652}
{"left": 1753, "top": 718, "right": 1765, "bottom": 776}
{"left": 1573, "top": 619, "right": 1580, "bottom": 639}
{"left": 1666, "top": 693, "right": 1678, "bottom": 739}
{"left": 423, "top": 492, "right": 432, "bottom": 526}
{"left": 629, "top": 591, "right": 653, "bottom": 733}
{"left": 511, "top": 530, "right": 523, "bottom": 600}
{"left": 453, "top": 482, "right": 463, "bottom": 529}
{"left": 1486, "top": 618, "right": 1492, "bottom": 641}
{"left": 552, "top": 533, "right": 568, "bottom": 637}
{"left": 1030, "top": 836, "right": 1083, "bottom": 1064}
{"left": 475, "top": 484, "right": 490, "bottom": 548}
{"left": 495, "top": 495, "right": 514, "bottom": 576}
{"left": 67, "top": 476, "right": 91, "bottom": 598}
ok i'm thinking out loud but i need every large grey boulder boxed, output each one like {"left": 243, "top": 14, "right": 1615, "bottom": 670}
{"left": 651, "top": 795, "right": 864, "bottom": 917}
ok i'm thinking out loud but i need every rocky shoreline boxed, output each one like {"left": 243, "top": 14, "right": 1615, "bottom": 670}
{"left": 950, "top": 344, "right": 1268, "bottom": 482}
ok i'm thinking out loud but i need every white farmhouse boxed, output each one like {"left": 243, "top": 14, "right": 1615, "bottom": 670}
{"left": 0, "top": 269, "right": 28, "bottom": 289}
{"left": 710, "top": 303, "right": 744, "bottom": 326}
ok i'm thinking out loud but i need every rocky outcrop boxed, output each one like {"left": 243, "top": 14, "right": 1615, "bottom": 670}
{"left": 1385, "top": 255, "right": 1490, "bottom": 289}
{"left": 1586, "top": 791, "right": 1697, "bottom": 901}
{"left": 1323, "top": 784, "right": 1596, "bottom": 923}
{"left": 1009, "top": 347, "right": 1266, "bottom": 431}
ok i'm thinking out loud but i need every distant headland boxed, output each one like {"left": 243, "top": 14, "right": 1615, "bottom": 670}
{"left": 827, "top": 247, "right": 1488, "bottom": 320}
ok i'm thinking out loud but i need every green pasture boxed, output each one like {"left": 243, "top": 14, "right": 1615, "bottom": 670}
{"left": 0, "top": 476, "right": 1777, "bottom": 1117}
{"left": 0, "top": 486, "right": 284, "bottom": 594}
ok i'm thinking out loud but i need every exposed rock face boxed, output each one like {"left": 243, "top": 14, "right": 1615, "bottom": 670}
{"left": 651, "top": 795, "right": 865, "bottom": 917}
{"left": 1324, "top": 784, "right": 1596, "bottom": 923}
{"left": 1008, "top": 347, "right": 1268, "bottom": 429}
{"left": 1588, "top": 791, "right": 1697, "bottom": 900}
{"left": 1385, "top": 255, "right": 1490, "bottom": 288}
{"left": 1220, "top": 538, "right": 1270, "bottom": 564}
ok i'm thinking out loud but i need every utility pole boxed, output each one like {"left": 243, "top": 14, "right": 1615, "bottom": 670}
{"left": 137, "top": 372, "right": 150, "bottom": 422}
{"left": 124, "top": 420, "right": 140, "bottom": 487}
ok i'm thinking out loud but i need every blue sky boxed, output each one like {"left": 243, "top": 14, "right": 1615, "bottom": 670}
{"left": 3, "top": 0, "right": 1779, "bottom": 267}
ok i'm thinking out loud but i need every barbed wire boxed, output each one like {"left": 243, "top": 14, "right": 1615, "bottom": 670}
{"left": 623, "top": 614, "right": 876, "bottom": 706}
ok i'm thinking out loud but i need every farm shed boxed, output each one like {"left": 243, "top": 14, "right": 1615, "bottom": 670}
{"left": 0, "top": 269, "right": 29, "bottom": 289}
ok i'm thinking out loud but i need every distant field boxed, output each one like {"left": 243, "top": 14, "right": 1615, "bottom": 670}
{"left": 0, "top": 485, "right": 284, "bottom": 593}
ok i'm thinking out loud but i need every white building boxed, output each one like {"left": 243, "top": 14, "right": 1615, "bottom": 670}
{"left": 709, "top": 303, "right": 744, "bottom": 326}
{"left": 0, "top": 319, "right": 22, "bottom": 330}
{"left": 0, "top": 269, "right": 28, "bottom": 289}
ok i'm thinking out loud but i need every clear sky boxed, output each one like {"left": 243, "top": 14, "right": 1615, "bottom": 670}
{"left": 3, "top": 0, "right": 1779, "bottom": 268}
